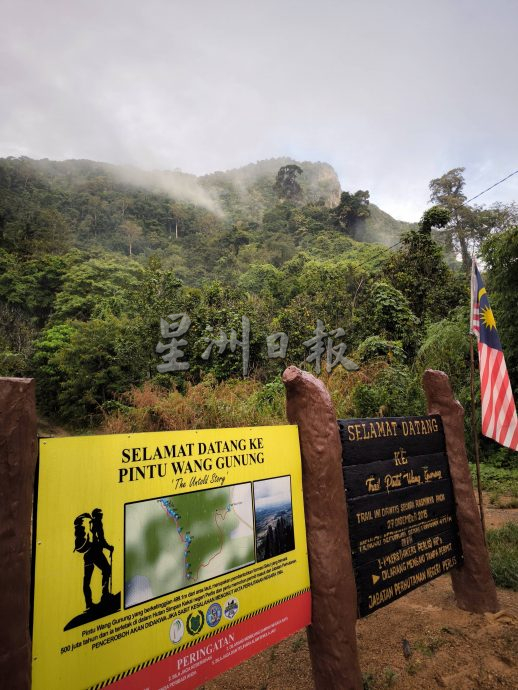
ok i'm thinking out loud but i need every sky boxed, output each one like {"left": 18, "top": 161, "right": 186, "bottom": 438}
{"left": 1, "top": 0, "right": 517, "bottom": 221}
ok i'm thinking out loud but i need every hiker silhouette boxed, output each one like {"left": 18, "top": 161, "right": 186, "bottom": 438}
{"left": 74, "top": 508, "right": 114, "bottom": 609}
{"left": 65, "top": 507, "right": 120, "bottom": 631}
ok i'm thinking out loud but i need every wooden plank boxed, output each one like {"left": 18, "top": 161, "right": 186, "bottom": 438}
{"left": 351, "top": 516, "right": 458, "bottom": 567}
{"left": 354, "top": 527, "right": 461, "bottom": 593}
{"left": 343, "top": 451, "right": 450, "bottom": 500}
{"left": 346, "top": 478, "right": 454, "bottom": 542}
{"left": 356, "top": 541, "right": 461, "bottom": 617}
{"left": 0, "top": 378, "right": 37, "bottom": 690}
{"left": 339, "top": 415, "right": 445, "bottom": 465}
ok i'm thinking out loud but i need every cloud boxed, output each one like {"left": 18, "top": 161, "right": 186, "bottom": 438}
{"left": 1, "top": 0, "right": 517, "bottom": 221}
{"left": 115, "top": 166, "right": 223, "bottom": 215}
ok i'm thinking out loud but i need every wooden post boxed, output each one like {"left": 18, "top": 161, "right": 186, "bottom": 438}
{"left": 0, "top": 378, "right": 37, "bottom": 690}
{"left": 422, "top": 369, "right": 499, "bottom": 613}
{"left": 283, "top": 366, "right": 362, "bottom": 690}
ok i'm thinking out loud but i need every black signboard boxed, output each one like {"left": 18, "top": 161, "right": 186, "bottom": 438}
{"left": 339, "top": 415, "right": 463, "bottom": 617}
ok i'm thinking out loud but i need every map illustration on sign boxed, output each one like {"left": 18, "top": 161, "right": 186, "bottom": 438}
{"left": 124, "top": 483, "right": 255, "bottom": 607}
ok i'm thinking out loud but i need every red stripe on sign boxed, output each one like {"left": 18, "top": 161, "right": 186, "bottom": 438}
{"left": 108, "top": 591, "right": 311, "bottom": 690}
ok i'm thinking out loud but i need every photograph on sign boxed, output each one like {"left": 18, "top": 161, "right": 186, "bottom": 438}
{"left": 32, "top": 425, "right": 310, "bottom": 690}
{"left": 254, "top": 476, "right": 295, "bottom": 562}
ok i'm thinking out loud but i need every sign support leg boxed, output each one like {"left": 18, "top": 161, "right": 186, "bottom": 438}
{"left": 0, "top": 378, "right": 37, "bottom": 690}
{"left": 422, "top": 369, "right": 499, "bottom": 613}
{"left": 283, "top": 366, "right": 362, "bottom": 690}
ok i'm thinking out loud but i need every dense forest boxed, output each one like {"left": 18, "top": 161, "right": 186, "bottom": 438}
{"left": 1, "top": 156, "right": 517, "bottom": 466}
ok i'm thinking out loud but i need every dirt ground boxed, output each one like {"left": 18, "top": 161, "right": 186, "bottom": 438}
{"left": 204, "top": 503, "right": 518, "bottom": 690}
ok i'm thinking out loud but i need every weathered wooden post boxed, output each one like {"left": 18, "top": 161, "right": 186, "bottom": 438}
{"left": 0, "top": 378, "right": 38, "bottom": 690}
{"left": 423, "top": 369, "right": 499, "bottom": 613}
{"left": 283, "top": 366, "right": 362, "bottom": 690}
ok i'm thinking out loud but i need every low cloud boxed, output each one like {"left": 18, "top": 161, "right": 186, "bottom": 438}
{"left": 116, "top": 166, "right": 224, "bottom": 216}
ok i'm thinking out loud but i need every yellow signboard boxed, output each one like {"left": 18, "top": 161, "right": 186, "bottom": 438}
{"left": 32, "top": 426, "right": 310, "bottom": 690}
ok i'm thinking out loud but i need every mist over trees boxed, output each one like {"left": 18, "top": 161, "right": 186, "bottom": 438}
{"left": 0, "top": 155, "right": 516, "bottom": 467}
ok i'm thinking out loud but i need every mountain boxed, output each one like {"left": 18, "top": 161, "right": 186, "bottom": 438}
{"left": 357, "top": 203, "right": 416, "bottom": 246}
{"left": 200, "top": 157, "right": 342, "bottom": 221}
{"left": 0, "top": 156, "right": 414, "bottom": 262}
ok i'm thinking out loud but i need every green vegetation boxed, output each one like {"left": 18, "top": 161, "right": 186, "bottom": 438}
{"left": 362, "top": 668, "right": 398, "bottom": 690}
{"left": 414, "top": 634, "right": 445, "bottom": 657}
{"left": 469, "top": 464, "right": 518, "bottom": 507}
{"left": 290, "top": 632, "right": 306, "bottom": 652}
{"left": 428, "top": 168, "right": 518, "bottom": 270}
{"left": 482, "top": 225, "right": 518, "bottom": 386}
{"left": 0, "top": 154, "right": 516, "bottom": 479}
{"left": 362, "top": 671, "right": 376, "bottom": 690}
{"left": 381, "top": 668, "right": 398, "bottom": 688}
{"left": 486, "top": 523, "right": 518, "bottom": 590}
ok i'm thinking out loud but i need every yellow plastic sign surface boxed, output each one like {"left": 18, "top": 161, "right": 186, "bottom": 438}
{"left": 32, "top": 426, "right": 310, "bottom": 690}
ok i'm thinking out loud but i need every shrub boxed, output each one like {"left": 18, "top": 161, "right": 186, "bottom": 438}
{"left": 487, "top": 523, "right": 518, "bottom": 590}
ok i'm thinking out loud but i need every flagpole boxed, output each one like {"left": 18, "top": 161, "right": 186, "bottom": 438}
{"left": 469, "top": 332, "right": 487, "bottom": 540}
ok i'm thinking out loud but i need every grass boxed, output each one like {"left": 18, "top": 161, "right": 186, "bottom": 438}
{"left": 414, "top": 634, "right": 445, "bottom": 657}
{"left": 489, "top": 493, "right": 518, "bottom": 509}
{"left": 406, "top": 660, "right": 421, "bottom": 676}
{"left": 469, "top": 463, "right": 518, "bottom": 505}
{"left": 362, "top": 668, "right": 398, "bottom": 689}
{"left": 100, "top": 361, "right": 388, "bottom": 435}
{"left": 362, "top": 672, "right": 376, "bottom": 690}
{"left": 291, "top": 633, "right": 305, "bottom": 652}
{"left": 101, "top": 377, "right": 287, "bottom": 433}
{"left": 486, "top": 522, "right": 518, "bottom": 591}
{"left": 381, "top": 667, "right": 397, "bottom": 688}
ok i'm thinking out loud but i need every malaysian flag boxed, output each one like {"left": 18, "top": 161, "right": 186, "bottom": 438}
{"left": 470, "top": 259, "right": 518, "bottom": 451}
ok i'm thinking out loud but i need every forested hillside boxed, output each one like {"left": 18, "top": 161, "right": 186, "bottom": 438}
{"left": 0, "top": 156, "right": 516, "bottom": 467}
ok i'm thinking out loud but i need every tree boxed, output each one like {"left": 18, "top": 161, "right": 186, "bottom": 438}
{"left": 419, "top": 206, "right": 451, "bottom": 234}
{"left": 414, "top": 309, "right": 471, "bottom": 400}
{"left": 413, "top": 308, "right": 478, "bottom": 461}
{"left": 289, "top": 203, "right": 333, "bottom": 236}
{"left": 56, "top": 316, "right": 148, "bottom": 423}
{"left": 32, "top": 323, "right": 77, "bottom": 417}
{"left": 429, "top": 168, "right": 518, "bottom": 270}
{"left": 221, "top": 223, "right": 250, "bottom": 256}
{"left": 273, "top": 165, "right": 303, "bottom": 202}
{"left": 429, "top": 168, "right": 472, "bottom": 268}
{"left": 0, "top": 303, "right": 37, "bottom": 376}
{"left": 9, "top": 208, "right": 74, "bottom": 256}
{"left": 0, "top": 249, "right": 82, "bottom": 325}
{"left": 32, "top": 317, "right": 149, "bottom": 424}
{"left": 51, "top": 257, "right": 143, "bottom": 322}
{"left": 120, "top": 219, "right": 143, "bottom": 256}
{"left": 333, "top": 190, "right": 370, "bottom": 234}
{"left": 359, "top": 281, "right": 419, "bottom": 356}
{"left": 238, "top": 263, "right": 282, "bottom": 297}
{"left": 383, "top": 227, "right": 467, "bottom": 323}
{"left": 351, "top": 364, "right": 425, "bottom": 418}
{"left": 481, "top": 226, "right": 518, "bottom": 386}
